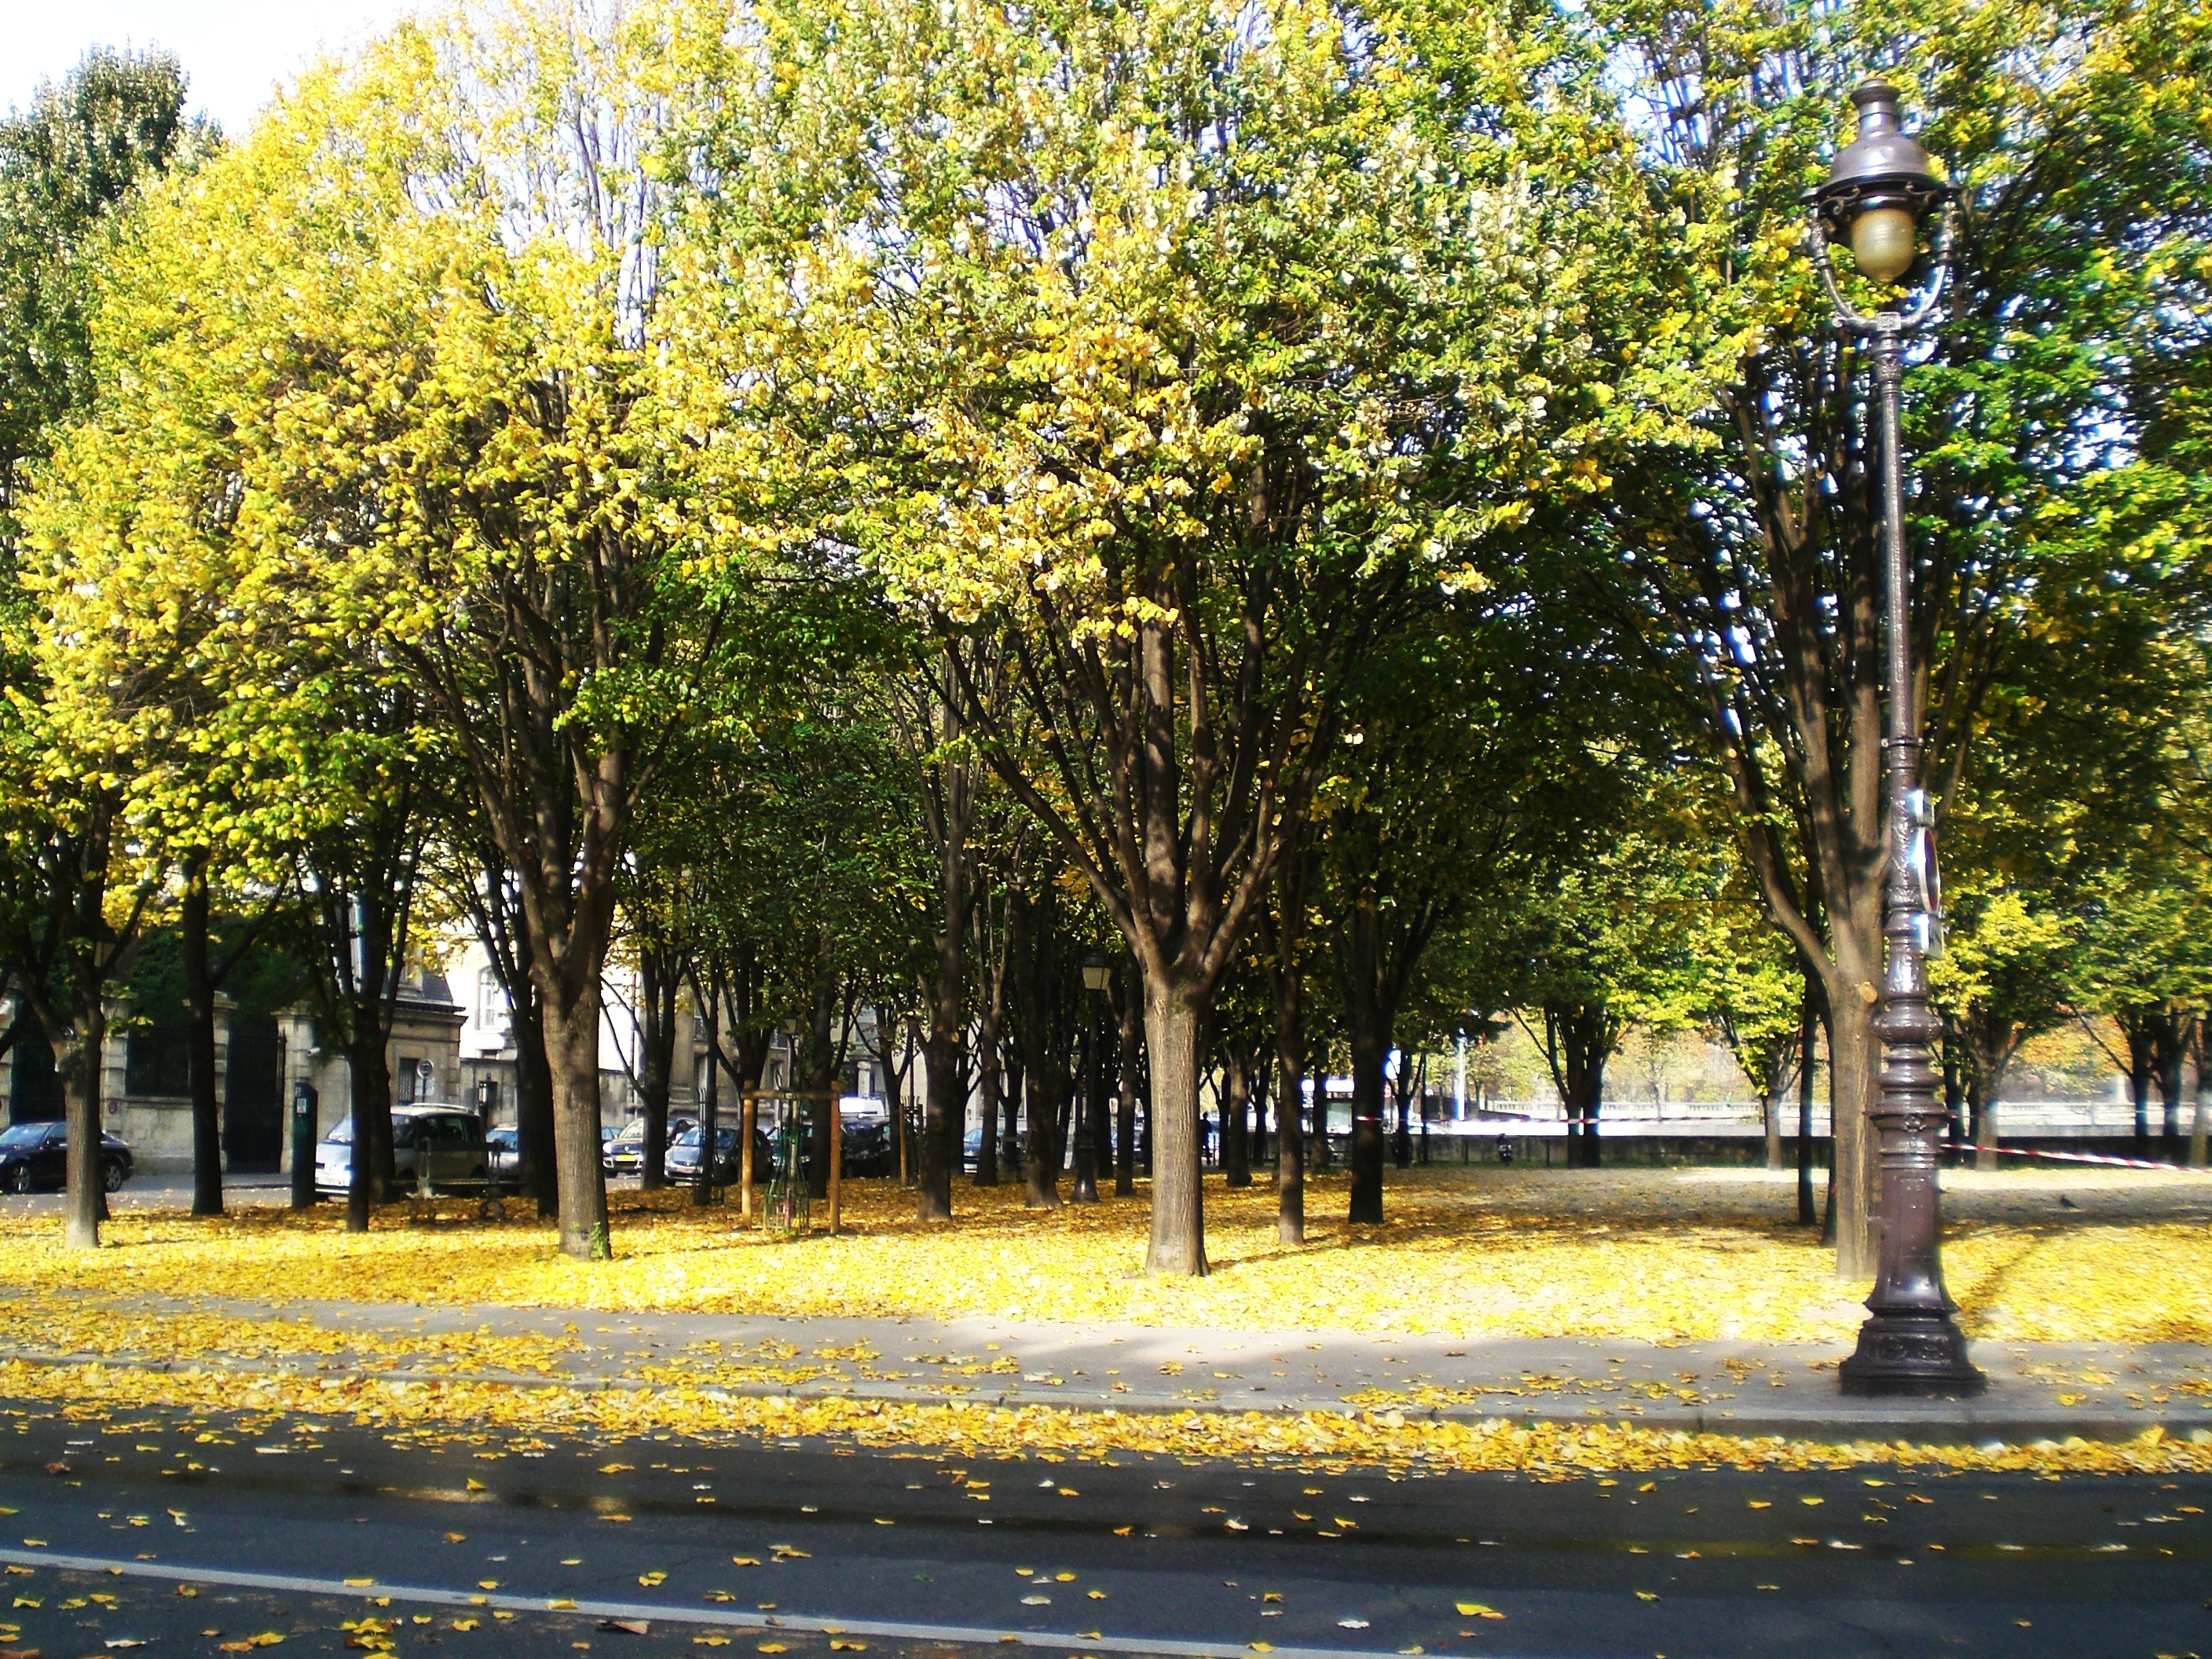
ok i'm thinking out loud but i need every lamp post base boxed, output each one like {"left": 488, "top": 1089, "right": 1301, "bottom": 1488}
{"left": 1838, "top": 1313, "right": 1984, "bottom": 1397}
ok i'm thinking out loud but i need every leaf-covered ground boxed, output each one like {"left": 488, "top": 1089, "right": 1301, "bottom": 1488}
{"left": 4, "top": 1164, "right": 2207, "bottom": 1346}
{"left": 4, "top": 1350, "right": 2207, "bottom": 1478}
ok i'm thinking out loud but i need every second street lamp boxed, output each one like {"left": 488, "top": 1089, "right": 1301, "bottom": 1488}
{"left": 1808, "top": 80, "right": 1983, "bottom": 1397}
{"left": 1076, "top": 951, "right": 1111, "bottom": 1204}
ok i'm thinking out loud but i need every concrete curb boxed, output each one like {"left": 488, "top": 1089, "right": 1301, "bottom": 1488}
{"left": 1, "top": 1346, "right": 2196, "bottom": 1449}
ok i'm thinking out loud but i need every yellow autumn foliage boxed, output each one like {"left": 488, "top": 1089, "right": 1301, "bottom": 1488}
{"left": 4, "top": 1355, "right": 2207, "bottom": 1480}
{"left": 1, "top": 1165, "right": 2203, "bottom": 1346}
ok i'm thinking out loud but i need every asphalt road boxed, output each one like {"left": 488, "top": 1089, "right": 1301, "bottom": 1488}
{"left": 0, "top": 1398, "right": 2204, "bottom": 1659}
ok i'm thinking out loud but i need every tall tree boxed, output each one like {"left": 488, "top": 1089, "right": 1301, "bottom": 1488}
{"left": 1703, "top": 898, "right": 1807, "bottom": 1173}
{"left": 735, "top": 0, "right": 1670, "bottom": 1273}
{"left": 1596, "top": 0, "right": 2212, "bottom": 1273}
{"left": 1321, "top": 578, "right": 1613, "bottom": 1223}
{"left": 0, "top": 48, "right": 204, "bottom": 552}
{"left": 1929, "top": 884, "right": 2078, "bottom": 1167}
{"left": 0, "top": 48, "right": 204, "bottom": 1247}
{"left": 93, "top": 3, "right": 771, "bottom": 1259}
{"left": 1506, "top": 821, "right": 1714, "bottom": 1166}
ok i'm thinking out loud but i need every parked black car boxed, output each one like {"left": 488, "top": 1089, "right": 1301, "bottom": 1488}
{"left": 602, "top": 1115, "right": 699, "bottom": 1177}
{"left": 0, "top": 1121, "right": 132, "bottom": 1194}
{"left": 961, "top": 1125, "right": 1027, "bottom": 1172}
{"left": 666, "top": 1122, "right": 742, "bottom": 1184}
{"left": 841, "top": 1117, "right": 895, "bottom": 1177}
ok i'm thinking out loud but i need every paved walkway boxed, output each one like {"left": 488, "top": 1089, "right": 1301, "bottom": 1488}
{"left": 15, "top": 1291, "right": 2210, "bottom": 1445}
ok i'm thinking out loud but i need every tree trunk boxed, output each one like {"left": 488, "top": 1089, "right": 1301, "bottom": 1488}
{"left": 1762, "top": 1048, "right": 1784, "bottom": 1172}
{"left": 1011, "top": 896, "right": 1063, "bottom": 1210}
{"left": 1541, "top": 1002, "right": 1613, "bottom": 1170}
{"left": 2192, "top": 1027, "right": 2210, "bottom": 1171}
{"left": 2155, "top": 1014, "right": 2188, "bottom": 1158}
{"left": 1115, "top": 978, "right": 1140, "bottom": 1198}
{"left": 973, "top": 1009, "right": 1002, "bottom": 1188}
{"left": 801, "top": 957, "right": 837, "bottom": 1200}
{"left": 2126, "top": 1022, "right": 2155, "bottom": 1155}
{"left": 183, "top": 858, "right": 223, "bottom": 1218}
{"left": 1250, "top": 1053, "right": 1270, "bottom": 1170}
{"left": 1139, "top": 1055, "right": 1153, "bottom": 1176}
{"left": 918, "top": 965, "right": 960, "bottom": 1221}
{"left": 1569, "top": 1048, "right": 1604, "bottom": 1169}
{"left": 1222, "top": 1045, "right": 1251, "bottom": 1188}
{"left": 1823, "top": 961, "right": 1880, "bottom": 1279}
{"left": 1270, "top": 947, "right": 1306, "bottom": 1243}
{"left": 694, "top": 977, "right": 720, "bottom": 1208}
{"left": 1142, "top": 979, "right": 1207, "bottom": 1276}
{"left": 1091, "top": 1013, "right": 1115, "bottom": 1194}
{"left": 1796, "top": 996, "right": 1818, "bottom": 1226}
{"left": 469, "top": 859, "right": 557, "bottom": 1218}
{"left": 1941, "top": 1037, "right": 1965, "bottom": 1163}
{"left": 543, "top": 983, "right": 611, "bottom": 1258}
{"left": 636, "top": 941, "right": 679, "bottom": 1192}
{"left": 1309, "top": 1033, "right": 1331, "bottom": 1170}
{"left": 884, "top": 1013, "right": 911, "bottom": 1194}
{"left": 513, "top": 985, "right": 558, "bottom": 1218}
{"left": 1545, "top": 1008, "right": 1577, "bottom": 1166}
{"left": 919, "top": 884, "right": 964, "bottom": 1219}
{"left": 1002, "top": 1043, "right": 1024, "bottom": 1181}
{"left": 59, "top": 1009, "right": 105, "bottom": 1251}
{"left": 1348, "top": 1030, "right": 1386, "bottom": 1220}
{"left": 1342, "top": 904, "right": 1389, "bottom": 1221}
{"left": 1274, "top": 1045, "right": 1304, "bottom": 1243}
{"left": 895, "top": 1040, "right": 910, "bottom": 1186}
{"left": 345, "top": 1028, "right": 394, "bottom": 1233}
{"left": 1972, "top": 1072, "right": 1996, "bottom": 1172}
{"left": 1023, "top": 1060, "right": 1060, "bottom": 1210}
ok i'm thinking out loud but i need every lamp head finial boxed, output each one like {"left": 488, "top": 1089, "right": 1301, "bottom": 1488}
{"left": 1814, "top": 79, "right": 1949, "bottom": 285}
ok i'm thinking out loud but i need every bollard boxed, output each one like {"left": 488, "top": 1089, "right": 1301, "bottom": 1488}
{"left": 290, "top": 1080, "right": 318, "bottom": 1209}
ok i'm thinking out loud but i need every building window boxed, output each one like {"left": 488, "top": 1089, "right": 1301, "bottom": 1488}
{"left": 478, "top": 969, "right": 509, "bottom": 1034}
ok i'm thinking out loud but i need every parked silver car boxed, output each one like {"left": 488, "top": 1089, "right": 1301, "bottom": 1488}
{"left": 315, "top": 1104, "right": 489, "bottom": 1196}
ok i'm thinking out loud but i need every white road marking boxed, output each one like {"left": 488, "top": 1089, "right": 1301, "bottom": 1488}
{"left": 0, "top": 1546, "right": 1468, "bottom": 1659}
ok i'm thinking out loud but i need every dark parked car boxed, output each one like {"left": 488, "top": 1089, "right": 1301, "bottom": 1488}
{"left": 0, "top": 1121, "right": 132, "bottom": 1194}
{"left": 602, "top": 1119, "right": 648, "bottom": 1177}
{"left": 602, "top": 1115, "right": 699, "bottom": 1177}
{"left": 841, "top": 1116, "right": 895, "bottom": 1177}
{"left": 961, "top": 1124, "right": 1027, "bottom": 1172}
{"left": 667, "top": 1122, "right": 740, "bottom": 1183}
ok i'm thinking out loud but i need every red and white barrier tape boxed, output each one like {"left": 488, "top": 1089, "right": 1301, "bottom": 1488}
{"left": 1986, "top": 1144, "right": 2189, "bottom": 1172}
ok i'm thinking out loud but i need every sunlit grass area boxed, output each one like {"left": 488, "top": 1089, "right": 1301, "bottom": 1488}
{"left": 5, "top": 1164, "right": 2206, "bottom": 1346}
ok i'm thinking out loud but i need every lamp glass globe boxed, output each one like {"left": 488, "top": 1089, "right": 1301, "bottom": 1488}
{"left": 1850, "top": 205, "right": 1919, "bottom": 284}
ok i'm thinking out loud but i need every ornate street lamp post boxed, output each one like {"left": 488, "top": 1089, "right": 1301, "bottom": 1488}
{"left": 1809, "top": 82, "right": 1983, "bottom": 1396}
{"left": 1076, "top": 950, "right": 1111, "bottom": 1203}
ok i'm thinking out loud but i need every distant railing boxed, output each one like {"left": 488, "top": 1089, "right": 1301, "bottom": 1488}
{"left": 1415, "top": 1097, "right": 2160, "bottom": 1138}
